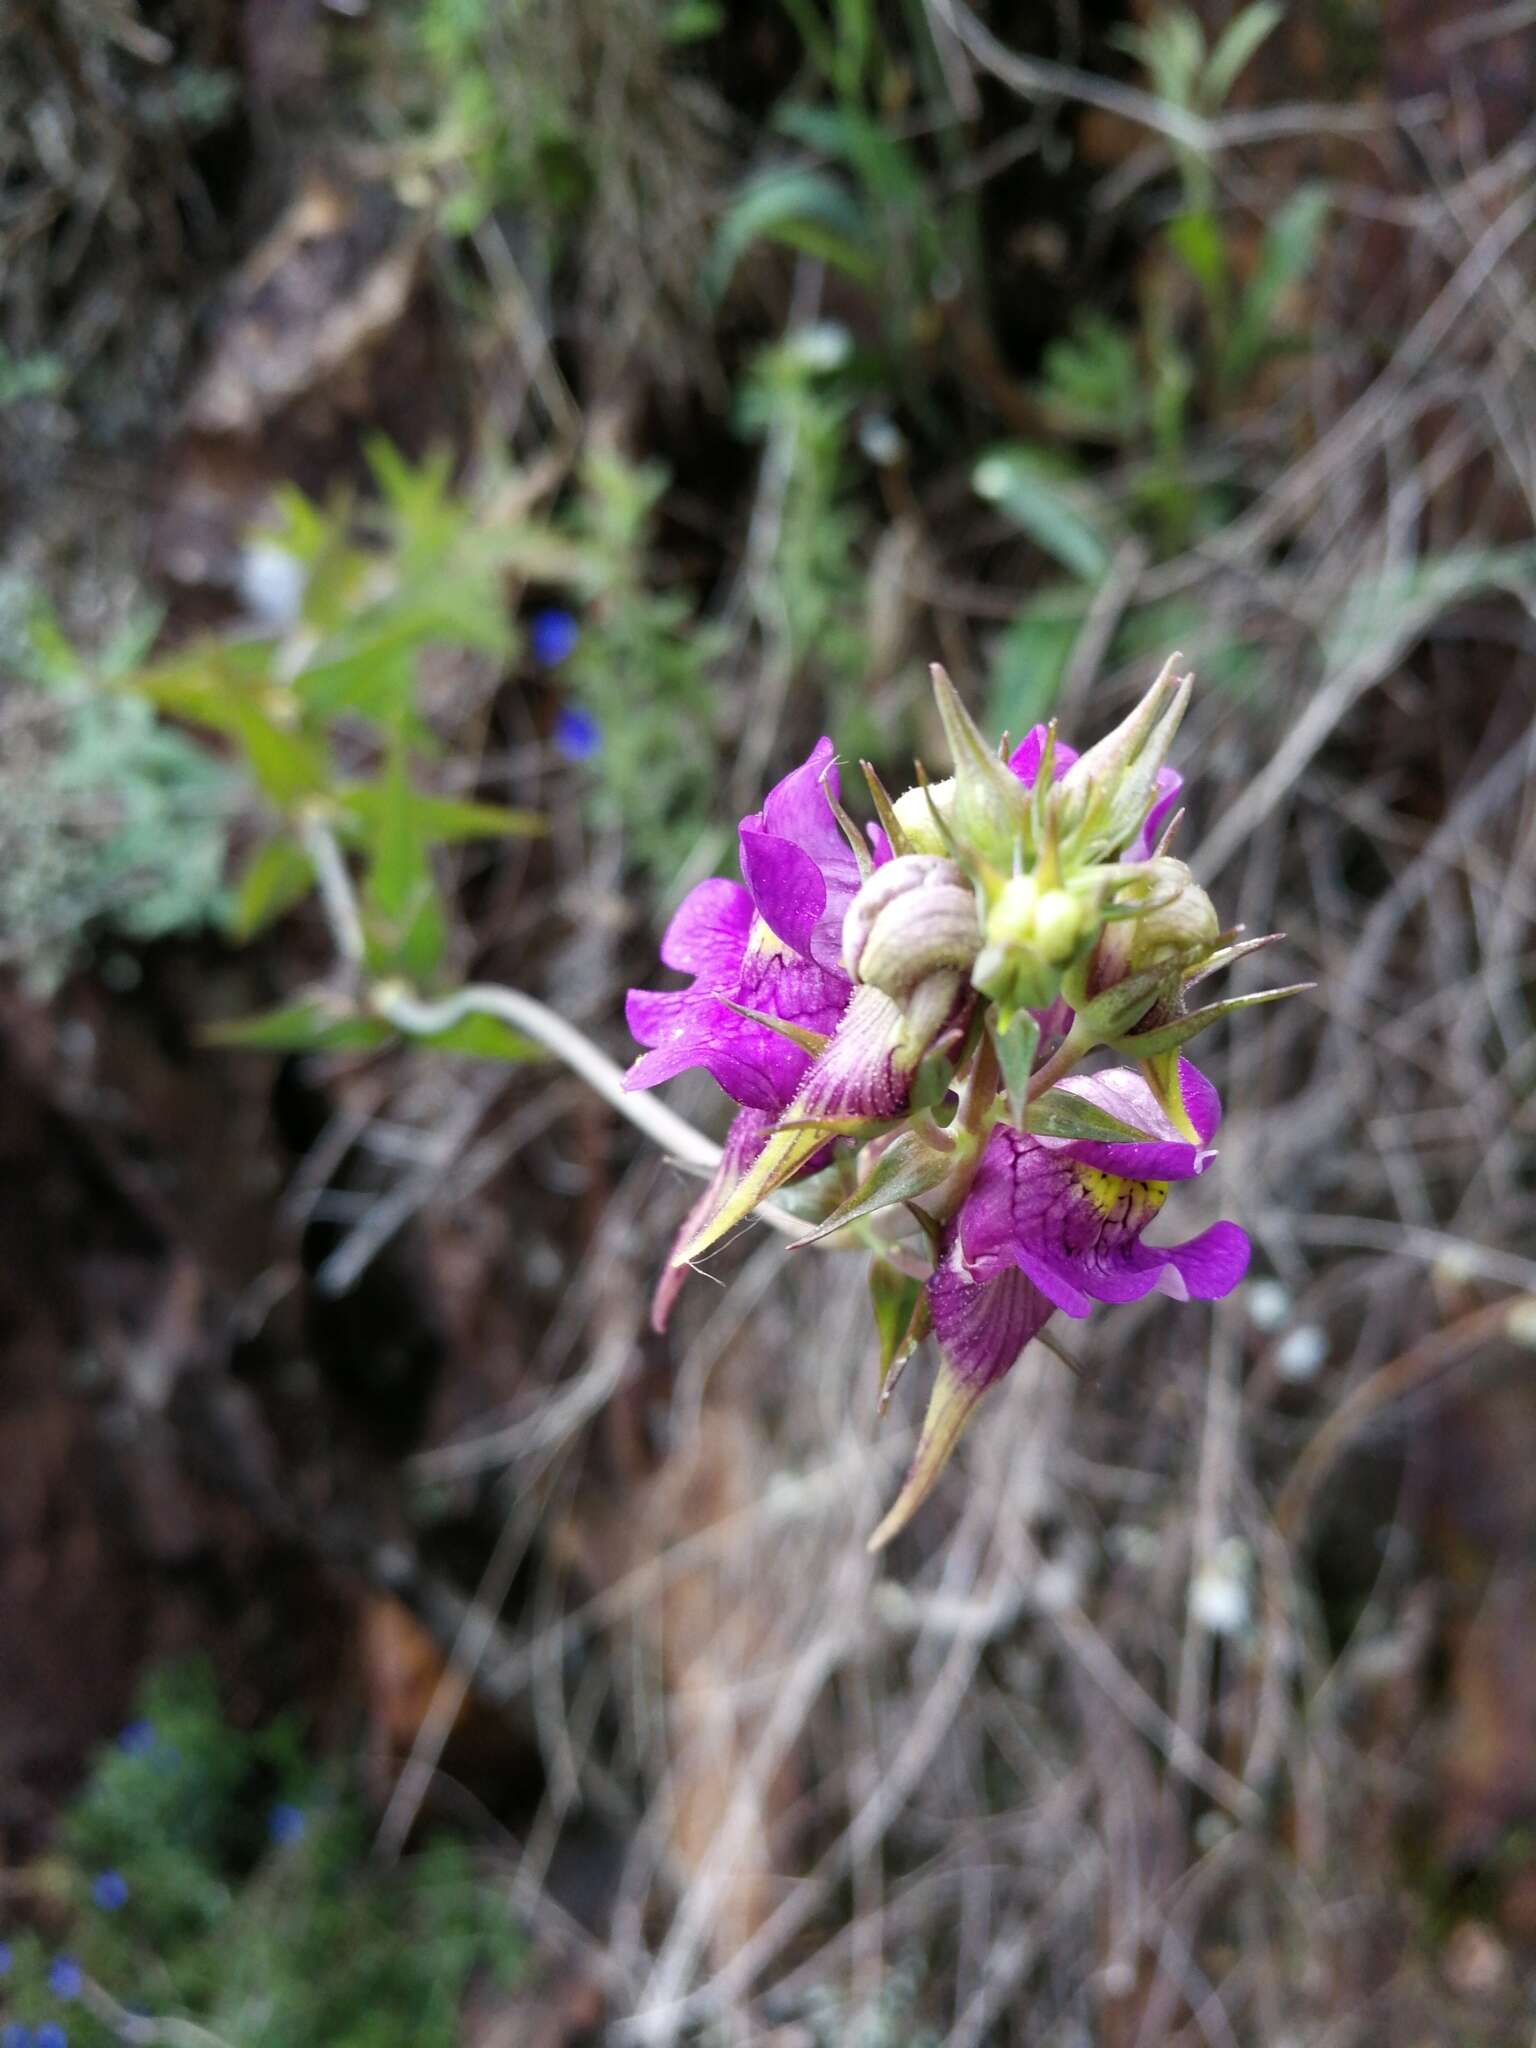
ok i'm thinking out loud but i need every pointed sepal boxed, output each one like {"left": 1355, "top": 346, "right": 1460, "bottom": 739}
{"left": 870, "top": 1259, "right": 929, "bottom": 1408}
{"left": 929, "top": 663, "right": 1031, "bottom": 869}
{"left": 867, "top": 1358, "right": 986, "bottom": 1551}
{"left": 990, "top": 1007, "right": 1040, "bottom": 1127}
{"left": 1108, "top": 982, "right": 1313, "bottom": 1057}
{"left": 790, "top": 1126, "right": 960, "bottom": 1248}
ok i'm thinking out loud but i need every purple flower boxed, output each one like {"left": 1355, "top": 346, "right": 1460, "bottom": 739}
{"left": 35, "top": 2027, "right": 66, "bottom": 2048}
{"left": 625, "top": 741, "right": 870, "bottom": 1323}
{"left": 1, "top": 2025, "right": 31, "bottom": 2048}
{"left": 737, "top": 737, "right": 868, "bottom": 975}
{"left": 268, "top": 1801, "right": 306, "bottom": 1846}
{"left": 529, "top": 607, "right": 579, "bottom": 665}
{"left": 117, "top": 1720, "right": 156, "bottom": 1757}
{"left": 871, "top": 1060, "right": 1248, "bottom": 1546}
{"left": 932, "top": 1058, "right": 1246, "bottom": 1385}
{"left": 46, "top": 1957, "right": 82, "bottom": 2002}
{"left": 91, "top": 1870, "right": 128, "bottom": 1912}
{"left": 0, "top": 1944, "right": 12, "bottom": 1977}
{"left": 625, "top": 877, "right": 850, "bottom": 1115}
{"left": 553, "top": 704, "right": 601, "bottom": 761}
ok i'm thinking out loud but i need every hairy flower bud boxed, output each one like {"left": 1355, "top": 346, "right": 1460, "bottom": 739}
{"left": 1060, "top": 655, "right": 1192, "bottom": 860}
{"left": 891, "top": 779, "right": 955, "bottom": 857}
{"left": 1066, "top": 858, "right": 1221, "bottom": 1042}
{"left": 928, "top": 665, "right": 1031, "bottom": 869}
{"left": 843, "top": 853, "right": 979, "bottom": 1063}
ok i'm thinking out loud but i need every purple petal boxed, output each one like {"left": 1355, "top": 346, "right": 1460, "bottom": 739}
{"left": 739, "top": 739, "right": 865, "bottom": 971}
{"left": 659, "top": 878, "right": 753, "bottom": 980}
{"left": 1022, "top": 1217, "right": 1251, "bottom": 1308}
{"left": 738, "top": 829, "right": 827, "bottom": 960}
{"left": 736, "top": 934, "right": 852, "bottom": 1042}
{"left": 1042, "top": 1058, "right": 1221, "bottom": 1179}
{"left": 1007, "top": 724, "right": 1079, "bottom": 788}
{"left": 624, "top": 994, "right": 814, "bottom": 1112}
{"left": 1133, "top": 763, "right": 1183, "bottom": 857}
{"left": 927, "top": 1252, "right": 1054, "bottom": 1391}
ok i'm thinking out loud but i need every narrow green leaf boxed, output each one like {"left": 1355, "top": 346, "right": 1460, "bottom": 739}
{"left": 204, "top": 1000, "right": 393, "bottom": 1054}
{"left": 973, "top": 447, "right": 1113, "bottom": 583}
{"left": 401, "top": 1012, "right": 546, "bottom": 1062}
{"left": 870, "top": 1259, "right": 928, "bottom": 1402}
{"left": 226, "top": 836, "right": 315, "bottom": 941}
{"left": 226, "top": 702, "right": 329, "bottom": 807}
{"left": 337, "top": 783, "right": 544, "bottom": 844}
{"left": 1203, "top": 1, "right": 1283, "bottom": 106}
{"left": 1224, "top": 184, "right": 1328, "bottom": 386}
{"left": 708, "top": 166, "right": 878, "bottom": 298}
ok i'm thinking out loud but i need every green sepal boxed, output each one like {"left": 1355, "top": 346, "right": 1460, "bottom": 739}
{"left": 790, "top": 1128, "right": 959, "bottom": 1249}
{"left": 989, "top": 1007, "right": 1040, "bottom": 1127}
{"left": 1024, "top": 1088, "right": 1152, "bottom": 1144}
{"left": 861, "top": 760, "right": 914, "bottom": 857}
{"left": 929, "top": 663, "right": 1031, "bottom": 869}
{"left": 718, "top": 999, "right": 832, "bottom": 1057}
{"left": 1109, "top": 982, "right": 1312, "bottom": 1056}
{"left": 870, "top": 1260, "right": 930, "bottom": 1410}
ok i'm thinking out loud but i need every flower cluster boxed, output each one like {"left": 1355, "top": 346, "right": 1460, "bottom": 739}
{"left": 626, "top": 659, "right": 1306, "bottom": 1546}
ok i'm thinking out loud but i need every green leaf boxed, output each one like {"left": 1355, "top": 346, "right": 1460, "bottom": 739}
{"left": 1167, "top": 208, "right": 1227, "bottom": 305}
{"left": 1037, "top": 316, "right": 1143, "bottom": 442}
{"left": 1223, "top": 183, "right": 1328, "bottom": 386}
{"left": 1203, "top": 1, "right": 1283, "bottom": 107}
{"left": 988, "top": 587, "right": 1090, "bottom": 733}
{"left": 775, "top": 103, "right": 925, "bottom": 213}
{"left": 226, "top": 702, "right": 330, "bottom": 807}
{"left": 973, "top": 446, "right": 1113, "bottom": 582}
{"left": 368, "top": 736, "right": 428, "bottom": 921}
{"left": 665, "top": 0, "right": 723, "bottom": 38}
{"left": 204, "top": 1000, "right": 394, "bottom": 1054}
{"left": 398, "top": 1012, "right": 546, "bottom": 1062}
{"left": 708, "top": 166, "right": 878, "bottom": 297}
{"left": 226, "top": 837, "right": 315, "bottom": 941}
{"left": 337, "top": 784, "right": 544, "bottom": 845}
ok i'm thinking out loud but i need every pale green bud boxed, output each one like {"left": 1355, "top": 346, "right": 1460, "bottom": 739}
{"left": 1059, "top": 654, "right": 1192, "bottom": 859}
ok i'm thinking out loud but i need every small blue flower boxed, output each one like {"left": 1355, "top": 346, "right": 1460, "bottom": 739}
{"left": 46, "top": 1955, "right": 83, "bottom": 2001}
{"left": 553, "top": 705, "right": 602, "bottom": 762}
{"left": 1, "top": 2024, "right": 32, "bottom": 2047}
{"left": 35, "top": 2025, "right": 67, "bottom": 2048}
{"left": 0, "top": 1942, "right": 12, "bottom": 1976}
{"left": 268, "top": 1801, "right": 306, "bottom": 1846}
{"left": 529, "top": 608, "right": 579, "bottom": 666}
{"left": 118, "top": 1720, "right": 156, "bottom": 1757}
{"left": 91, "top": 1870, "right": 129, "bottom": 1912}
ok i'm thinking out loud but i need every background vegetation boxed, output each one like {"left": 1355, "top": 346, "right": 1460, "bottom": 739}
{"left": 2, "top": 1, "right": 1535, "bottom": 2040}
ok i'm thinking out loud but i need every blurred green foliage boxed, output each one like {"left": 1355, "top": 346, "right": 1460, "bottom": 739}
{"left": 0, "top": 592, "right": 238, "bottom": 993}
{"left": 0, "top": 1661, "right": 523, "bottom": 2047}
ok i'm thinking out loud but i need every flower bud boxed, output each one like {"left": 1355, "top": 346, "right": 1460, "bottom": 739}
{"left": 1066, "top": 858, "right": 1221, "bottom": 1042}
{"left": 985, "top": 874, "right": 1087, "bottom": 967}
{"left": 843, "top": 853, "right": 979, "bottom": 1065}
{"left": 1059, "top": 654, "right": 1191, "bottom": 860}
{"left": 842, "top": 854, "right": 979, "bottom": 994}
{"left": 891, "top": 779, "right": 955, "bottom": 857}
{"left": 928, "top": 665, "right": 1031, "bottom": 870}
